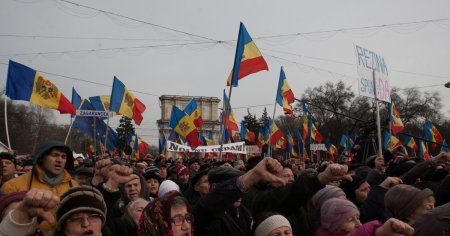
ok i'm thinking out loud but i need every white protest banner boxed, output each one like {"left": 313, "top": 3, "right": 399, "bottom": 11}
{"left": 166, "top": 140, "right": 247, "bottom": 154}
{"left": 76, "top": 110, "right": 112, "bottom": 118}
{"left": 246, "top": 145, "right": 261, "bottom": 154}
{"left": 310, "top": 143, "right": 327, "bottom": 151}
{"left": 355, "top": 45, "right": 391, "bottom": 103}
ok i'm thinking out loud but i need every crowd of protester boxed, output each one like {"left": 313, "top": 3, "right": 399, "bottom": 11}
{"left": 0, "top": 140, "right": 449, "bottom": 236}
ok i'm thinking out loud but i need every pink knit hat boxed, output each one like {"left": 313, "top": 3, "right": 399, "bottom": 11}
{"left": 320, "top": 198, "right": 359, "bottom": 233}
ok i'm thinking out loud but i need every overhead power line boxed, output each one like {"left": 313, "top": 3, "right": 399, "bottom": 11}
{"left": 0, "top": 34, "right": 209, "bottom": 42}
{"left": 57, "top": 0, "right": 220, "bottom": 43}
{"left": 222, "top": 17, "right": 450, "bottom": 42}
{"left": 0, "top": 41, "right": 218, "bottom": 57}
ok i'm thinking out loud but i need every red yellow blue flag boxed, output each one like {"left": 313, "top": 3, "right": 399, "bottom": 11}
{"left": 424, "top": 121, "right": 443, "bottom": 150}
{"left": 276, "top": 67, "right": 295, "bottom": 115}
{"left": 184, "top": 98, "right": 203, "bottom": 128}
{"left": 109, "top": 77, "right": 146, "bottom": 125}
{"left": 268, "top": 118, "right": 283, "bottom": 146}
{"left": 389, "top": 102, "right": 405, "bottom": 135}
{"left": 240, "top": 123, "right": 255, "bottom": 143}
{"left": 227, "top": 22, "right": 268, "bottom": 87}
{"left": 169, "top": 105, "right": 201, "bottom": 149}
{"left": 403, "top": 134, "right": 418, "bottom": 157}
{"left": 309, "top": 118, "right": 323, "bottom": 143}
{"left": 419, "top": 140, "right": 430, "bottom": 160}
{"left": 6, "top": 60, "right": 76, "bottom": 114}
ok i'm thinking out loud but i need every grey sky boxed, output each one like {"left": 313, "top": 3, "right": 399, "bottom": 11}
{"left": 1, "top": 0, "right": 449, "bottom": 145}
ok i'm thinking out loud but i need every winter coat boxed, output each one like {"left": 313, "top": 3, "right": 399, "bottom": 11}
{"left": 252, "top": 175, "right": 324, "bottom": 236}
{"left": 193, "top": 177, "right": 252, "bottom": 236}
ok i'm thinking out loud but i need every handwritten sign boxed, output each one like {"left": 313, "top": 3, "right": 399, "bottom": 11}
{"left": 355, "top": 45, "right": 391, "bottom": 103}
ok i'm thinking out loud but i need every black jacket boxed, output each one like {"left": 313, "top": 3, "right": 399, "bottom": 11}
{"left": 193, "top": 177, "right": 251, "bottom": 236}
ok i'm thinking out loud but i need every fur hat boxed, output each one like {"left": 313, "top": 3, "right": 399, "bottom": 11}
{"left": 384, "top": 184, "right": 434, "bottom": 220}
{"left": 254, "top": 214, "right": 291, "bottom": 236}
{"left": 321, "top": 198, "right": 359, "bottom": 233}
{"left": 56, "top": 185, "right": 107, "bottom": 230}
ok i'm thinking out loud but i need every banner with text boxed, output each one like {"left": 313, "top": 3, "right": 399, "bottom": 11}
{"left": 166, "top": 140, "right": 247, "bottom": 154}
{"left": 355, "top": 45, "right": 391, "bottom": 103}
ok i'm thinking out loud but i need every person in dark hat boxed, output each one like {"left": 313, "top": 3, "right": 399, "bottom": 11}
{"left": 384, "top": 184, "right": 435, "bottom": 224}
{"left": 54, "top": 185, "right": 111, "bottom": 236}
{"left": 0, "top": 152, "right": 17, "bottom": 186}
{"left": 157, "top": 161, "right": 168, "bottom": 181}
{"left": 73, "top": 167, "right": 94, "bottom": 185}
{"left": 184, "top": 168, "right": 210, "bottom": 206}
{"left": 412, "top": 202, "right": 450, "bottom": 236}
{"left": 174, "top": 165, "right": 190, "bottom": 194}
{"left": 188, "top": 157, "right": 201, "bottom": 179}
{"left": 143, "top": 165, "right": 162, "bottom": 199}
{"left": 1, "top": 141, "right": 78, "bottom": 234}
{"left": 193, "top": 158, "right": 288, "bottom": 236}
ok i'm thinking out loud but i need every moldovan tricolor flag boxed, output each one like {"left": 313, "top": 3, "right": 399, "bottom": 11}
{"left": 184, "top": 98, "right": 203, "bottom": 127}
{"left": 389, "top": 102, "right": 405, "bottom": 135}
{"left": 268, "top": 118, "right": 283, "bottom": 146}
{"left": 418, "top": 140, "right": 430, "bottom": 160}
{"left": 403, "top": 134, "right": 418, "bottom": 157}
{"left": 227, "top": 22, "right": 268, "bottom": 87}
{"left": 109, "top": 77, "right": 146, "bottom": 125}
{"left": 6, "top": 60, "right": 75, "bottom": 114}
{"left": 276, "top": 67, "right": 295, "bottom": 116}
{"left": 309, "top": 118, "right": 324, "bottom": 143}
{"left": 240, "top": 123, "right": 255, "bottom": 143}
{"left": 424, "top": 121, "right": 444, "bottom": 150}
{"left": 169, "top": 105, "right": 201, "bottom": 149}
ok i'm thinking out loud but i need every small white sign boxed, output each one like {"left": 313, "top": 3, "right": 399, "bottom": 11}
{"left": 76, "top": 110, "right": 112, "bottom": 117}
{"left": 310, "top": 143, "right": 327, "bottom": 151}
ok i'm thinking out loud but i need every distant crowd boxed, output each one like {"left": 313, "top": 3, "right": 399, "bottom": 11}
{"left": 0, "top": 140, "right": 449, "bottom": 236}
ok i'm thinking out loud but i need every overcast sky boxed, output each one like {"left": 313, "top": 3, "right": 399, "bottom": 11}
{"left": 1, "top": 0, "right": 449, "bottom": 145}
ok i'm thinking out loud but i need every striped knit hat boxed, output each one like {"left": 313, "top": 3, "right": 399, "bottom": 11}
{"left": 56, "top": 185, "right": 107, "bottom": 230}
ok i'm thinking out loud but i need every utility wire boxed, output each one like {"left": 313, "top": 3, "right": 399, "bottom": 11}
{"left": 0, "top": 41, "right": 218, "bottom": 57}
{"left": 222, "top": 17, "right": 450, "bottom": 42}
{"left": 57, "top": 0, "right": 220, "bottom": 43}
{"left": 0, "top": 62, "right": 159, "bottom": 97}
{"left": 0, "top": 34, "right": 209, "bottom": 42}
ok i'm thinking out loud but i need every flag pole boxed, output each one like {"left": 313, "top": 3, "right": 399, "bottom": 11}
{"left": 3, "top": 96, "right": 11, "bottom": 149}
{"left": 93, "top": 118, "right": 98, "bottom": 156}
{"left": 373, "top": 70, "right": 383, "bottom": 157}
{"left": 65, "top": 101, "right": 83, "bottom": 144}
{"left": 268, "top": 99, "right": 278, "bottom": 157}
{"left": 218, "top": 87, "right": 233, "bottom": 161}
{"left": 103, "top": 114, "right": 111, "bottom": 155}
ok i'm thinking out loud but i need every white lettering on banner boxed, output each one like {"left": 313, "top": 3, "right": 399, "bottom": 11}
{"left": 310, "top": 144, "right": 327, "bottom": 151}
{"left": 165, "top": 140, "right": 247, "bottom": 154}
{"left": 355, "top": 45, "right": 391, "bottom": 103}
{"left": 76, "top": 110, "right": 112, "bottom": 117}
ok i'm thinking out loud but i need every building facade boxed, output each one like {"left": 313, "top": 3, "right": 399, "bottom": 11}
{"left": 157, "top": 95, "right": 221, "bottom": 157}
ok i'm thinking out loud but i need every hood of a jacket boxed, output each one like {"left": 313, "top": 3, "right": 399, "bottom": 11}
{"left": 33, "top": 140, "right": 74, "bottom": 171}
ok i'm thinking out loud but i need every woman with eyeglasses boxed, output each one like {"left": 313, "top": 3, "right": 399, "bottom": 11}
{"left": 139, "top": 190, "right": 192, "bottom": 236}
